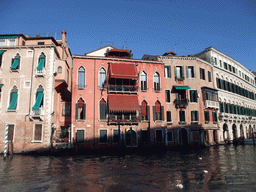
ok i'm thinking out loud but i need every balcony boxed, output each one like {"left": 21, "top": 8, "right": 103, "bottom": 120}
{"left": 204, "top": 100, "right": 219, "bottom": 109}
{"left": 108, "top": 85, "right": 138, "bottom": 93}
{"left": 174, "top": 99, "right": 188, "bottom": 108}
{"left": 108, "top": 116, "right": 140, "bottom": 125}
{"left": 31, "top": 108, "right": 44, "bottom": 119}
{"left": 35, "top": 68, "right": 45, "bottom": 77}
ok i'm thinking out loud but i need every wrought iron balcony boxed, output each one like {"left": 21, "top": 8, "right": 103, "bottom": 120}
{"left": 174, "top": 99, "right": 188, "bottom": 108}
{"left": 108, "top": 116, "right": 140, "bottom": 125}
{"left": 32, "top": 108, "right": 43, "bottom": 116}
{"left": 108, "top": 85, "right": 138, "bottom": 93}
{"left": 35, "top": 68, "right": 45, "bottom": 77}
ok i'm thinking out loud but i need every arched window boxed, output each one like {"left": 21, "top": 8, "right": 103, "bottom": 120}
{"left": 76, "top": 98, "right": 85, "bottom": 120}
{"left": 140, "top": 100, "right": 149, "bottom": 120}
{"left": 10, "top": 53, "right": 20, "bottom": 70}
{"left": 153, "top": 101, "right": 164, "bottom": 121}
{"left": 58, "top": 66, "right": 62, "bottom": 73}
{"left": 78, "top": 66, "right": 85, "bottom": 89}
{"left": 36, "top": 53, "right": 46, "bottom": 73}
{"left": 99, "top": 68, "right": 106, "bottom": 89}
{"left": 140, "top": 71, "right": 147, "bottom": 91}
{"left": 8, "top": 86, "right": 18, "bottom": 110}
{"left": 32, "top": 85, "right": 44, "bottom": 113}
{"left": 153, "top": 72, "right": 160, "bottom": 91}
{"left": 99, "top": 98, "right": 107, "bottom": 120}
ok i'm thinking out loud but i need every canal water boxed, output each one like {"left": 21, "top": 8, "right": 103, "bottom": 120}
{"left": 0, "top": 145, "right": 256, "bottom": 192}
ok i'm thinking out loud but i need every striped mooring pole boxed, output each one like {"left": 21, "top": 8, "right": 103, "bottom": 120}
{"left": 4, "top": 124, "right": 9, "bottom": 158}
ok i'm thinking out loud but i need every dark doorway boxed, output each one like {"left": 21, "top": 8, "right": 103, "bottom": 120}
{"left": 156, "top": 130, "right": 163, "bottom": 143}
{"left": 180, "top": 128, "right": 188, "bottom": 146}
{"left": 126, "top": 129, "right": 137, "bottom": 147}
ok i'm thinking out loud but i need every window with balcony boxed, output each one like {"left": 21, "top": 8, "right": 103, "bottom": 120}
{"left": 165, "top": 90, "right": 171, "bottom": 102}
{"left": 167, "top": 111, "right": 172, "bottom": 122}
{"left": 174, "top": 88, "right": 188, "bottom": 108}
{"left": 179, "top": 110, "right": 185, "bottom": 123}
{"left": 212, "top": 112, "right": 217, "bottom": 123}
{"left": 78, "top": 66, "right": 85, "bottom": 89}
{"left": 175, "top": 66, "right": 184, "bottom": 80}
{"left": 153, "top": 72, "right": 161, "bottom": 91}
{"left": 153, "top": 101, "right": 164, "bottom": 121}
{"left": 140, "top": 71, "right": 147, "bottom": 91}
{"left": 76, "top": 98, "right": 85, "bottom": 120}
{"left": 34, "top": 124, "right": 42, "bottom": 142}
{"left": 140, "top": 100, "right": 150, "bottom": 121}
{"left": 165, "top": 66, "right": 171, "bottom": 78}
{"left": 32, "top": 85, "right": 44, "bottom": 115}
{"left": 99, "top": 67, "right": 106, "bottom": 90}
{"left": 204, "top": 111, "right": 210, "bottom": 123}
{"left": 10, "top": 53, "right": 20, "bottom": 70}
{"left": 99, "top": 130, "right": 108, "bottom": 143}
{"left": 8, "top": 86, "right": 18, "bottom": 111}
{"left": 190, "top": 90, "right": 197, "bottom": 103}
{"left": 191, "top": 111, "right": 199, "bottom": 122}
{"left": 187, "top": 66, "right": 195, "bottom": 78}
{"left": 200, "top": 68, "right": 205, "bottom": 80}
{"left": 99, "top": 99, "right": 107, "bottom": 120}
{"left": 208, "top": 71, "right": 212, "bottom": 82}
{"left": 36, "top": 53, "right": 46, "bottom": 75}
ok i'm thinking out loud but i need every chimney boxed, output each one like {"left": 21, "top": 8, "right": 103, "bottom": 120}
{"left": 61, "top": 30, "right": 66, "bottom": 44}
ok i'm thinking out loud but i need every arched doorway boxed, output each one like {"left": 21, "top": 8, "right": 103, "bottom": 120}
{"left": 180, "top": 128, "right": 188, "bottom": 146}
{"left": 240, "top": 125, "right": 244, "bottom": 138}
{"left": 232, "top": 124, "right": 237, "bottom": 140}
{"left": 223, "top": 123, "right": 228, "bottom": 142}
{"left": 125, "top": 129, "right": 137, "bottom": 147}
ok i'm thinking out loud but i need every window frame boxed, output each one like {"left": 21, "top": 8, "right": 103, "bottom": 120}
{"left": 179, "top": 110, "right": 186, "bottom": 123}
{"left": 99, "top": 129, "right": 108, "bottom": 144}
{"left": 200, "top": 68, "right": 205, "bottom": 80}
{"left": 140, "top": 71, "right": 147, "bottom": 91}
{"left": 208, "top": 71, "right": 212, "bottom": 82}
{"left": 153, "top": 72, "right": 161, "bottom": 92}
{"left": 190, "top": 90, "right": 198, "bottom": 103}
{"left": 187, "top": 66, "right": 195, "bottom": 79}
{"left": 77, "top": 66, "right": 86, "bottom": 89}
{"left": 191, "top": 110, "right": 199, "bottom": 122}
{"left": 33, "top": 124, "right": 43, "bottom": 142}
{"left": 99, "top": 67, "right": 106, "bottom": 90}
{"left": 76, "top": 128, "right": 86, "bottom": 143}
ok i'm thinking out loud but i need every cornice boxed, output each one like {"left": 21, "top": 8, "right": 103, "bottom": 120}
{"left": 158, "top": 56, "right": 212, "bottom": 67}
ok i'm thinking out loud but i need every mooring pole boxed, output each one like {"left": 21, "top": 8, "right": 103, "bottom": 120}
{"left": 4, "top": 124, "right": 9, "bottom": 159}
{"left": 148, "top": 121, "right": 151, "bottom": 149}
{"left": 118, "top": 120, "right": 121, "bottom": 150}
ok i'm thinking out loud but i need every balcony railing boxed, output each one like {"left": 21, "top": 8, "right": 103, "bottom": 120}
{"left": 174, "top": 99, "right": 188, "bottom": 108}
{"left": 35, "top": 68, "right": 45, "bottom": 76}
{"left": 108, "top": 85, "right": 138, "bottom": 93}
{"left": 32, "top": 108, "right": 43, "bottom": 116}
{"left": 108, "top": 116, "right": 140, "bottom": 124}
{"left": 204, "top": 100, "right": 219, "bottom": 109}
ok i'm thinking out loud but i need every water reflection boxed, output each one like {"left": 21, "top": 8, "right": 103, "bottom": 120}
{"left": 0, "top": 145, "right": 256, "bottom": 191}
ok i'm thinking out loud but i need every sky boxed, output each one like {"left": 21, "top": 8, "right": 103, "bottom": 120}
{"left": 1, "top": 0, "right": 256, "bottom": 71}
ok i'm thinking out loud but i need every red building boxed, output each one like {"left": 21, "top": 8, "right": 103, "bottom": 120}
{"left": 71, "top": 46, "right": 166, "bottom": 149}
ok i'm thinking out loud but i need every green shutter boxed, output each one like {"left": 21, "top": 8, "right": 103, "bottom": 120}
{"left": 147, "top": 106, "right": 150, "bottom": 121}
{"left": 153, "top": 106, "right": 156, "bottom": 121}
{"left": 32, "top": 92, "right": 43, "bottom": 110}
{"left": 161, "top": 106, "right": 164, "bottom": 121}
{"left": 139, "top": 105, "right": 142, "bottom": 120}
{"left": 0, "top": 50, "right": 6, "bottom": 55}
{"left": 10, "top": 59, "right": 19, "bottom": 69}
{"left": 8, "top": 92, "right": 18, "bottom": 110}
{"left": 75, "top": 103, "right": 78, "bottom": 120}
{"left": 82, "top": 104, "right": 86, "bottom": 120}
{"left": 36, "top": 58, "right": 45, "bottom": 70}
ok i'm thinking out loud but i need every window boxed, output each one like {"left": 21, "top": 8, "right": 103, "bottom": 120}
{"left": 153, "top": 72, "right": 160, "bottom": 91}
{"left": 38, "top": 42, "right": 44, "bottom": 45}
{"left": 99, "top": 68, "right": 106, "bottom": 89}
{"left": 179, "top": 111, "right": 185, "bottom": 123}
{"left": 34, "top": 124, "right": 42, "bottom": 141}
{"left": 224, "top": 62, "right": 227, "bottom": 69}
{"left": 0, "top": 39, "right": 5, "bottom": 46}
{"left": 219, "top": 60, "right": 222, "bottom": 67}
{"left": 228, "top": 65, "right": 232, "bottom": 72}
{"left": 76, "top": 98, "right": 85, "bottom": 120}
{"left": 165, "top": 66, "right": 171, "bottom": 78}
{"left": 167, "top": 131, "right": 173, "bottom": 142}
{"left": 239, "top": 71, "right": 241, "bottom": 77}
{"left": 190, "top": 90, "right": 197, "bottom": 103}
{"left": 78, "top": 66, "right": 85, "bottom": 89}
{"left": 200, "top": 68, "right": 205, "bottom": 80}
{"left": 202, "top": 88, "right": 218, "bottom": 101}
{"left": 32, "top": 85, "right": 44, "bottom": 113}
{"left": 10, "top": 53, "right": 20, "bottom": 70}
{"left": 187, "top": 66, "right": 195, "bottom": 78}
{"left": 8, "top": 39, "right": 15, "bottom": 46}
{"left": 175, "top": 66, "right": 184, "bottom": 80}
{"left": 165, "top": 90, "right": 171, "bottom": 102}
{"left": 8, "top": 86, "right": 18, "bottom": 110}
{"left": 212, "top": 112, "right": 217, "bottom": 123}
{"left": 99, "top": 130, "right": 107, "bottom": 143}
{"left": 62, "top": 104, "right": 71, "bottom": 116}
{"left": 153, "top": 101, "right": 164, "bottom": 121}
{"left": 204, "top": 111, "right": 210, "bottom": 123}
{"left": 113, "top": 129, "right": 119, "bottom": 143}
{"left": 140, "top": 100, "right": 150, "bottom": 121}
{"left": 191, "top": 111, "right": 199, "bottom": 122}
{"left": 167, "top": 111, "right": 172, "bottom": 122}
{"left": 76, "top": 129, "right": 85, "bottom": 143}
{"left": 8, "top": 124, "right": 14, "bottom": 142}
{"left": 232, "top": 67, "right": 236, "bottom": 73}
{"left": 216, "top": 78, "right": 221, "bottom": 89}
{"left": 58, "top": 66, "right": 62, "bottom": 73}
{"left": 140, "top": 71, "right": 147, "bottom": 91}
{"left": 214, "top": 57, "right": 217, "bottom": 65}
{"left": 99, "top": 99, "right": 107, "bottom": 120}
{"left": 208, "top": 71, "right": 212, "bottom": 82}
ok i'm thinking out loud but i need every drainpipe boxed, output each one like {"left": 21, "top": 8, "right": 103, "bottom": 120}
{"left": 93, "top": 59, "right": 96, "bottom": 148}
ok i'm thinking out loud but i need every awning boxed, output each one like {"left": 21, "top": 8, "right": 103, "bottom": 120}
{"left": 0, "top": 36, "right": 17, "bottom": 39}
{"left": 8, "top": 92, "right": 17, "bottom": 110}
{"left": 10, "top": 59, "right": 19, "bottom": 69}
{"left": 109, "top": 63, "right": 138, "bottom": 79}
{"left": 36, "top": 58, "right": 45, "bottom": 70}
{"left": 32, "top": 92, "right": 43, "bottom": 110}
{"left": 108, "top": 94, "right": 139, "bottom": 112}
{"left": 0, "top": 85, "right": 2, "bottom": 88}
{"left": 0, "top": 50, "right": 6, "bottom": 55}
{"left": 174, "top": 86, "right": 191, "bottom": 90}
